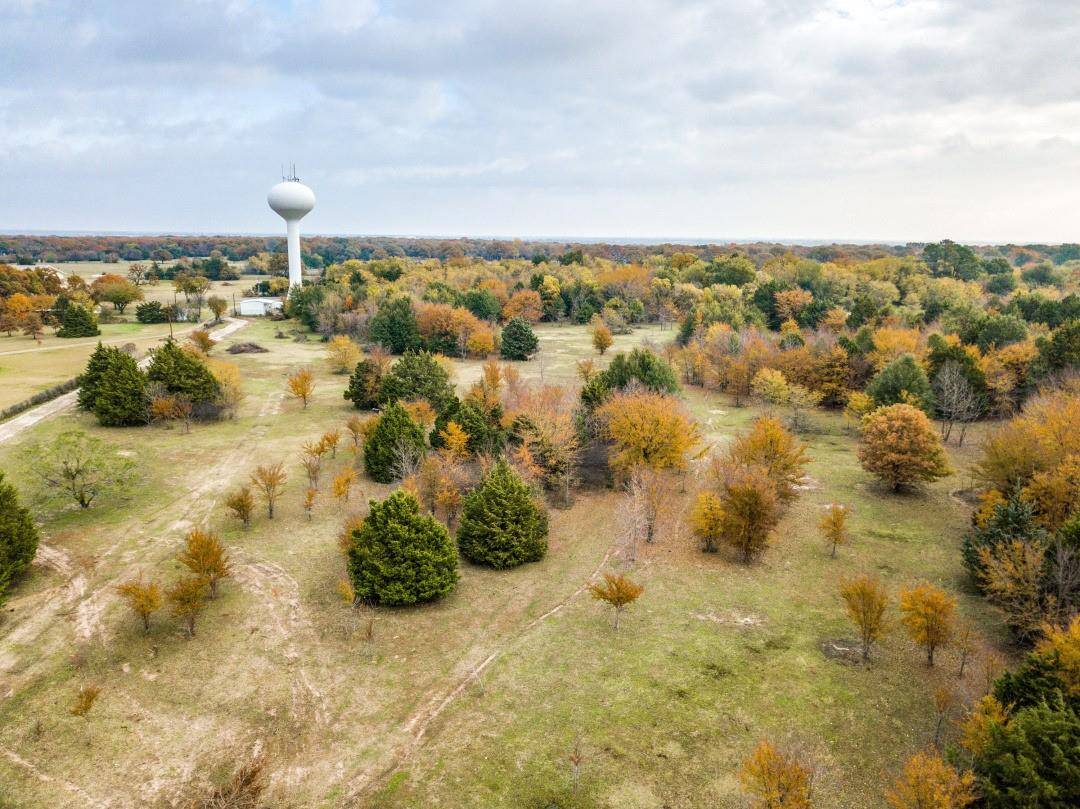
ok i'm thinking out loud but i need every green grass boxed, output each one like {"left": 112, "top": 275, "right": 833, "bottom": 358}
{"left": 0, "top": 321, "right": 1005, "bottom": 807}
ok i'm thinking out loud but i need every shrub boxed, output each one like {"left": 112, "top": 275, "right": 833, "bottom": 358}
{"left": 866, "top": 354, "right": 934, "bottom": 411}
{"left": 56, "top": 304, "right": 99, "bottom": 338}
{"left": 500, "top": 316, "right": 539, "bottom": 360}
{"left": 346, "top": 490, "right": 458, "bottom": 606}
{"left": 147, "top": 340, "right": 221, "bottom": 413}
{"left": 858, "top": 404, "right": 950, "bottom": 491}
{"left": 92, "top": 350, "right": 148, "bottom": 427}
{"left": 457, "top": 459, "right": 548, "bottom": 568}
{"left": 369, "top": 295, "right": 420, "bottom": 354}
{"left": 344, "top": 358, "right": 383, "bottom": 409}
{"left": 0, "top": 471, "right": 39, "bottom": 603}
{"left": 135, "top": 300, "right": 168, "bottom": 323}
{"left": 377, "top": 350, "right": 457, "bottom": 414}
{"left": 363, "top": 403, "right": 426, "bottom": 484}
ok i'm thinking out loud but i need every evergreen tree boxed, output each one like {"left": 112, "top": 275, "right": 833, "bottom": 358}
{"left": 147, "top": 340, "right": 221, "bottom": 407}
{"left": 369, "top": 295, "right": 421, "bottom": 354}
{"left": 1036, "top": 319, "right": 1080, "bottom": 374}
{"left": 377, "top": 351, "right": 456, "bottom": 414}
{"left": 76, "top": 342, "right": 117, "bottom": 411}
{"left": 56, "top": 304, "right": 100, "bottom": 338}
{"left": 93, "top": 350, "right": 148, "bottom": 427}
{"left": 973, "top": 697, "right": 1080, "bottom": 808}
{"left": 457, "top": 459, "right": 548, "bottom": 569}
{"left": 363, "top": 403, "right": 426, "bottom": 483}
{"left": 580, "top": 347, "right": 680, "bottom": 410}
{"left": 344, "top": 358, "right": 382, "bottom": 410}
{"left": 866, "top": 354, "right": 934, "bottom": 411}
{"left": 0, "top": 472, "right": 39, "bottom": 603}
{"left": 455, "top": 398, "right": 508, "bottom": 456}
{"left": 135, "top": 301, "right": 168, "bottom": 323}
{"left": 962, "top": 489, "right": 1048, "bottom": 580}
{"left": 500, "top": 317, "right": 539, "bottom": 360}
{"left": 346, "top": 490, "right": 458, "bottom": 606}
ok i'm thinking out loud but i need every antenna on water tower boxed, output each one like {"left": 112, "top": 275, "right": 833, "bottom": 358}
{"left": 267, "top": 168, "right": 316, "bottom": 290}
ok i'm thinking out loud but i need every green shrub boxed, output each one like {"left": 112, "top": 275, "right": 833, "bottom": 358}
{"left": 865, "top": 354, "right": 933, "bottom": 411}
{"left": 147, "top": 340, "right": 221, "bottom": 412}
{"left": 458, "top": 459, "right": 548, "bottom": 569}
{"left": 500, "top": 317, "right": 538, "bottom": 360}
{"left": 0, "top": 472, "right": 39, "bottom": 603}
{"left": 344, "top": 358, "right": 382, "bottom": 410}
{"left": 377, "top": 351, "right": 456, "bottom": 414}
{"left": 93, "top": 350, "right": 148, "bottom": 427}
{"left": 363, "top": 403, "right": 426, "bottom": 483}
{"left": 135, "top": 301, "right": 168, "bottom": 323}
{"left": 56, "top": 304, "right": 100, "bottom": 338}
{"left": 347, "top": 490, "right": 458, "bottom": 606}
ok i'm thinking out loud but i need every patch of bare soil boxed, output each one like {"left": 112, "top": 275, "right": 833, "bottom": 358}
{"left": 820, "top": 637, "right": 864, "bottom": 665}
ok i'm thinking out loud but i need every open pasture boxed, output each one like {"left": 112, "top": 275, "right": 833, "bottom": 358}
{"left": 0, "top": 321, "right": 1002, "bottom": 807}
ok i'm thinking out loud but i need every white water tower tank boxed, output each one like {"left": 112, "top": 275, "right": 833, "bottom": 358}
{"left": 267, "top": 172, "right": 316, "bottom": 289}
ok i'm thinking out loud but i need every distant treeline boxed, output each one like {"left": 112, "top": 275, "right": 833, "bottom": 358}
{"left": 3, "top": 234, "right": 1078, "bottom": 269}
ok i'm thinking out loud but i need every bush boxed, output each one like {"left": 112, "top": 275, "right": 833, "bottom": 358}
{"left": 858, "top": 403, "right": 950, "bottom": 491}
{"left": 93, "top": 350, "right": 148, "bottom": 427}
{"left": 56, "top": 304, "right": 100, "bottom": 338}
{"left": 866, "top": 354, "right": 933, "bottom": 411}
{"left": 369, "top": 295, "right": 420, "bottom": 354}
{"left": 457, "top": 459, "right": 548, "bottom": 568}
{"left": 135, "top": 300, "right": 168, "bottom": 323}
{"left": 580, "top": 348, "right": 680, "bottom": 409}
{"left": 346, "top": 490, "right": 458, "bottom": 606}
{"left": 344, "top": 358, "right": 382, "bottom": 410}
{"left": 377, "top": 351, "right": 457, "bottom": 414}
{"left": 500, "top": 317, "right": 538, "bottom": 360}
{"left": 147, "top": 340, "right": 221, "bottom": 412}
{"left": 363, "top": 403, "right": 426, "bottom": 483}
{"left": 0, "top": 471, "right": 39, "bottom": 603}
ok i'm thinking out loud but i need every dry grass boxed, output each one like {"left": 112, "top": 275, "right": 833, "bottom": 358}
{"left": 0, "top": 320, "right": 1007, "bottom": 807}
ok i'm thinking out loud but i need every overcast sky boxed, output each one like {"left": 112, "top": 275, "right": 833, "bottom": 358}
{"left": 2, "top": 0, "right": 1079, "bottom": 243}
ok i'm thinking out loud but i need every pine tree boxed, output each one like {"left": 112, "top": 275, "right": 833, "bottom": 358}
{"left": 147, "top": 340, "right": 221, "bottom": 407}
{"left": 500, "top": 316, "right": 539, "bottom": 360}
{"left": 77, "top": 343, "right": 117, "bottom": 411}
{"left": 93, "top": 350, "right": 148, "bottom": 427}
{"left": 344, "top": 358, "right": 383, "bottom": 409}
{"left": 377, "top": 351, "right": 457, "bottom": 414}
{"left": 458, "top": 459, "right": 549, "bottom": 568}
{"left": 369, "top": 295, "right": 421, "bottom": 354}
{"left": 961, "top": 488, "right": 1047, "bottom": 580}
{"left": 346, "top": 490, "right": 458, "bottom": 606}
{"left": 363, "top": 403, "right": 426, "bottom": 483}
{"left": 0, "top": 472, "right": 39, "bottom": 603}
{"left": 56, "top": 304, "right": 100, "bottom": 338}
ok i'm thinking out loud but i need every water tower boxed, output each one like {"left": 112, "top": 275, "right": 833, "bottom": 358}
{"left": 267, "top": 167, "right": 316, "bottom": 289}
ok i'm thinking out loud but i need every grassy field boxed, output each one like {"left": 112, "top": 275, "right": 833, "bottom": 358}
{"left": 0, "top": 261, "right": 263, "bottom": 411}
{"left": 0, "top": 321, "right": 1005, "bottom": 807}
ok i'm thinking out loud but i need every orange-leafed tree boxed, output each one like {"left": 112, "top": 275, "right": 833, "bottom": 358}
{"left": 251, "top": 462, "right": 287, "bottom": 519}
{"left": 592, "top": 322, "right": 613, "bottom": 355}
{"left": 116, "top": 577, "right": 162, "bottom": 633}
{"left": 858, "top": 404, "right": 950, "bottom": 492}
{"left": 840, "top": 575, "right": 889, "bottom": 662}
{"left": 326, "top": 334, "right": 361, "bottom": 374}
{"left": 225, "top": 486, "right": 254, "bottom": 528}
{"left": 819, "top": 503, "right": 851, "bottom": 558}
{"left": 502, "top": 289, "right": 543, "bottom": 322}
{"left": 727, "top": 416, "right": 809, "bottom": 501}
{"left": 738, "top": 739, "right": 814, "bottom": 809}
{"left": 286, "top": 368, "right": 315, "bottom": 408}
{"left": 690, "top": 490, "right": 725, "bottom": 553}
{"left": 177, "top": 528, "right": 231, "bottom": 599}
{"left": 168, "top": 575, "right": 207, "bottom": 637}
{"left": 899, "top": 582, "right": 956, "bottom": 666}
{"left": 332, "top": 467, "right": 357, "bottom": 504}
{"left": 587, "top": 572, "right": 644, "bottom": 630}
{"left": 597, "top": 391, "right": 702, "bottom": 478}
{"left": 714, "top": 464, "right": 781, "bottom": 563}
{"left": 885, "top": 750, "right": 975, "bottom": 809}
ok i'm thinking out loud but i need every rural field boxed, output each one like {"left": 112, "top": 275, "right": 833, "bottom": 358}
{"left": 0, "top": 261, "right": 260, "bottom": 411}
{"left": 0, "top": 320, "right": 1004, "bottom": 808}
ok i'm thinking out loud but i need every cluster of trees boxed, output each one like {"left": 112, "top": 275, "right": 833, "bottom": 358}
{"left": 964, "top": 387, "right": 1080, "bottom": 641}
{"left": 76, "top": 335, "right": 242, "bottom": 428}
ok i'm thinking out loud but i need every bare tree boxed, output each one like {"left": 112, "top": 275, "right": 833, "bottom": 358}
{"left": 933, "top": 361, "right": 985, "bottom": 446}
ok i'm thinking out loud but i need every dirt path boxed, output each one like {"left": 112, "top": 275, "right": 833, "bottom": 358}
{"left": 0, "top": 317, "right": 249, "bottom": 445}
{"left": 346, "top": 539, "right": 619, "bottom": 801}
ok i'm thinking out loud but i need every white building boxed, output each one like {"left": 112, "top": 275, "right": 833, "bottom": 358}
{"left": 237, "top": 297, "right": 284, "bottom": 317}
